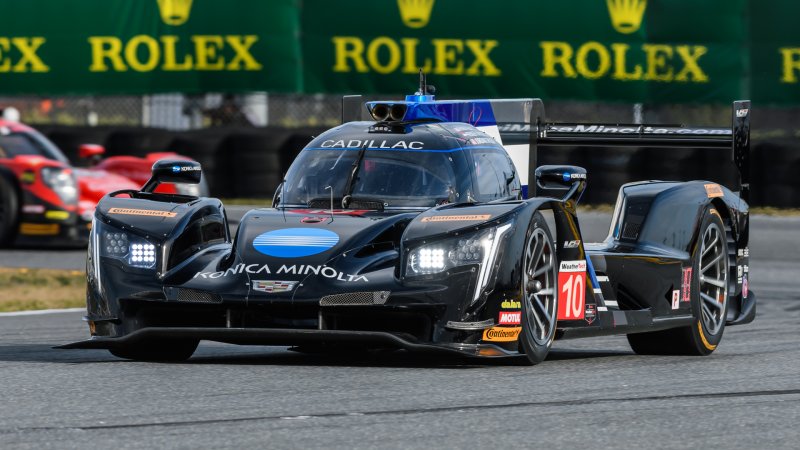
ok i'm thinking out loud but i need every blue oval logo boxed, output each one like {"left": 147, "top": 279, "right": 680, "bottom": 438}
{"left": 252, "top": 228, "right": 339, "bottom": 258}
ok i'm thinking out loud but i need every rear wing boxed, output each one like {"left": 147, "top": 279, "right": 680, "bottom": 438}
{"left": 525, "top": 100, "right": 751, "bottom": 201}
{"left": 342, "top": 95, "right": 751, "bottom": 202}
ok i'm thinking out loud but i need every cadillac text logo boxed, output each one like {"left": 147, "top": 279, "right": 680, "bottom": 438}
{"left": 157, "top": 0, "right": 194, "bottom": 26}
{"left": 606, "top": 0, "right": 646, "bottom": 34}
{"left": 397, "top": 0, "right": 435, "bottom": 29}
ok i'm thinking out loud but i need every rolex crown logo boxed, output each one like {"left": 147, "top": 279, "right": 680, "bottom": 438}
{"left": 397, "top": 0, "right": 435, "bottom": 29}
{"left": 156, "top": 0, "right": 194, "bottom": 26}
{"left": 606, "top": 0, "right": 647, "bottom": 34}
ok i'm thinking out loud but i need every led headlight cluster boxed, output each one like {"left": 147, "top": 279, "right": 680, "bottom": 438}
{"left": 407, "top": 223, "right": 512, "bottom": 277}
{"left": 130, "top": 243, "right": 156, "bottom": 266}
{"left": 101, "top": 229, "right": 157, "bottom": 269}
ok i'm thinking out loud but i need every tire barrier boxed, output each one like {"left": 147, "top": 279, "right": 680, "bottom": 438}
{"left": 38, "top": 126, "right": 799, "bottom": 206}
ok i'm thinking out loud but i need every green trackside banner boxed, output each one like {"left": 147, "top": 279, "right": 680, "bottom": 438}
{"left": 0, "top": 0, "right": 300, "bottom": 95}
{"left": 1, "top": 0, "right": 799, "bottom": 105}
{"left": 302, "top": 0, "right": 751, "bottom": 103}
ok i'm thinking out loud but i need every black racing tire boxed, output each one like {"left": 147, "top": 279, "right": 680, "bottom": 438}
{"left": 627, "top": 206, "right": 730, "bottom": 355}
{"left": 518, "top": 212, "right": 558, "bottom": 365}
{"left": 0, "top": 175, "right": 20, "bottom": 247}
{"left": 109, "top": 339, "right": 199, "bottom": 362}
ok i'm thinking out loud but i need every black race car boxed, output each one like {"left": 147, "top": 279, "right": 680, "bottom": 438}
{"left": 61, "top": 84, "right": 755, "bottom": 364}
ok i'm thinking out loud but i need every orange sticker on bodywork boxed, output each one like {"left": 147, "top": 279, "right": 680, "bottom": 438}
{"left": 482, "top": 327, "right": 521, "bottom": 342}
{"left": 704, "top": 184, "right": 724, "bottom": 198}
{"left": 108, "top": 208, "right": 177, "bottom": 218}
{"left": 421, "top": 214, "right": 491, "bottom": 223}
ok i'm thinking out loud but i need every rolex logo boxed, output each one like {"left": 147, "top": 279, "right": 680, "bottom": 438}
{"left": 156, "top": 0, "right": 194, "bottom": 26}
{"left": 397, "top": 0, "right": 435, "bottom": 29}
{"left": 606, "top": 0, "right": 647, "bottom": 34}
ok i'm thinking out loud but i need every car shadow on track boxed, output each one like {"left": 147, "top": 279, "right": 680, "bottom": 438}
{"left": 0, "top": 343, "right": 632, "bottom": 368}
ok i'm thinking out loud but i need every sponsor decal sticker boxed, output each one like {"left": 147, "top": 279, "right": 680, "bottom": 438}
{"left": 420, "top": 214, "right": 491, "bottom": 223}
{"left": 482, "top": 326, "right": 521, "bottom": 342}
{"left": 20, "top": 171, "right": 36, "bottom": 184}
{"left": 672, "top": 289, "right": 680, "bottom": 310}
{"left": 501, "top": 299, "right": 521, "bottom": 309}
{"left": 44, "top": 210, "right": 70, "bottom": 221}
{"left": 194, "top": 263, "right": 368, "bottom": 282}
{"left": 252, "top": 228, "right": 339, "bottom": 258}
{"left": 736, "top": 108, "right": 749, "bottom": 118}
{"left": 704, "top": 183, "right": 724, "bottom": 198}
{"left": 108, "top": 207, "right": 177, "bottom": 218}
{"left": 682, "top": 267, "right": 692, "bottom": 302}
{"left": 172, "top": 165, "right": 200, "bottom": 172}
{"left": 19, "top": 223, "right": 59, "bottom": 235}
{"left": 319, "top": 139, "right": 424, "bottom": 150}
{"left": 742, "top": 275, "right": 749, "bottom": 298}
{"left": 585, "top": 304, "right": 597, "bottom": 324}
{"left": 22, "top": 204, "right": 45, "bottom": 214}
{"left": 498, "top": 311, "right": 521, "bottom": 325}
{"left": 563, "top": 240, "right": 580, "bottom": 249}
{"left": 558, "top": 260, "right": 586, "bottom": 320}
{"left": 252, "top": 280, "right": 298, "bottom": 294}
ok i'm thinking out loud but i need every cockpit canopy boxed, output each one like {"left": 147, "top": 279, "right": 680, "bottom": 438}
{"left": 280, "top": 122, "right": 520, "bottom": 210}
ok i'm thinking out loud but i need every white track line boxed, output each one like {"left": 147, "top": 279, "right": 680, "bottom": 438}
{"left": 0, "top": 307, "right": 84, "bottom": 317}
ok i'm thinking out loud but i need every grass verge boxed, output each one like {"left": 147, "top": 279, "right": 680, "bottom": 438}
{"left": 0, "top": 268, "right": 85, "bottom": 312}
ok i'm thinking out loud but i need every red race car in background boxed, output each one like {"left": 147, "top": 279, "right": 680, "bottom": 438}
{"left": 0, "top": 119, "right": 208, "bottom": 247}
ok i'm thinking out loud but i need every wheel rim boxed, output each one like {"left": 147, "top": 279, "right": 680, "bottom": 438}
{"left": 698, "top": 222, "right": 728, "bottom": 335}
{"left": 523, "top": 228, "right": 556, "bottom": 346}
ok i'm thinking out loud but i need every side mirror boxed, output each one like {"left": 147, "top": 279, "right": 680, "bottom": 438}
{"left": 534, "top": 165, "right": 587, "bottom": 203}
{"left": 142, "top": 159, "right": 202, "bottom": 194}
{"left": 79, "top": 144, "right": 105, "bottom": 160}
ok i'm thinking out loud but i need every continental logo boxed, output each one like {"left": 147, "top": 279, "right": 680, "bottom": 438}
{"left": 420, "top": 214, "right": 491, "bottom": 223}
{"left": 157, "top": 0, "right": 194, "bottom": 26}
{"left": 108, "top": 208, "right": 177, "bottom": 218}
{"left": 607, "top": 0, "right": 647, "bottom": 34}
{"left": 482, "top": 327, "right": 521, "bottom": 342}
{"left": 397, "top": 0, "right": 435, "bottom": 29}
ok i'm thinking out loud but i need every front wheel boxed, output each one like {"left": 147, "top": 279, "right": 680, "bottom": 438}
{"left": 519, "top": 213, "right": 558, "bottom": 365}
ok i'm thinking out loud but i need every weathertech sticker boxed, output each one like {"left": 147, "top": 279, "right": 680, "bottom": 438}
{"left": 108, "top": 208, "right": 177, "bottom": 218}
{"left": 682, "top": 267, "right": 692, "bottom": 302}
{"left": 704, "top": 183, "right": 724, "bottom": 198}
{"left": 672, "top": 290, "right": 680, "bottom": 310}
{"left": 498, "top": 311, "right": 521, "bottom": 325}
{"left": 421, "top": 214, "right": 491, "bottom": 223}
{"left": 482, "top": 327, "right": 521, "bottom": 342}
{"left": 558, "top": 260, "right": 586, "bottom": 320}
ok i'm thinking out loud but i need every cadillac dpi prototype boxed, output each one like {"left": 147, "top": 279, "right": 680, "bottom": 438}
{"left": 62, "top": 84, "right": 756, "bottom": 364}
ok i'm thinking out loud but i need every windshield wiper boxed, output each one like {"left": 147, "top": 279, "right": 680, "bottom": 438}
{"left": 341, "top": 144, "right": 367, "bottom": 208}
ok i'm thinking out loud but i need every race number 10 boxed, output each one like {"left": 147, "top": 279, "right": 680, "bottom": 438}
{"left": 557, "top": 260, "right": 587, "bottom": 320}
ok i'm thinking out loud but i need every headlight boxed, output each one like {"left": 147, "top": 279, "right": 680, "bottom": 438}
{"left": 407, "top": 222, "right": 512, "bottom": 279}
{"left": 100, "top": 227, "right": 158, "bottom": 269}
{"left": 41, "top": 167, "right": 77, "bottom": 204}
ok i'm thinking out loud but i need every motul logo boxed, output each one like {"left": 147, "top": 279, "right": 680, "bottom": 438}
{"left": 498, "top": 311, "right": 521, "bottom": 325}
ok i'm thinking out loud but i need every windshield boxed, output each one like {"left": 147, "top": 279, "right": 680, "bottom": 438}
{"left": 282, "top": 148, "right": 462, "bottom": 209}
{"left": 0, "top": 131, "right": 69, "bottom": 164}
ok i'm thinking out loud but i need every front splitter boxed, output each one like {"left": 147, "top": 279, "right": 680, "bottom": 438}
{"left": 56, "top": 327, "right": 519, "bottom": 358}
